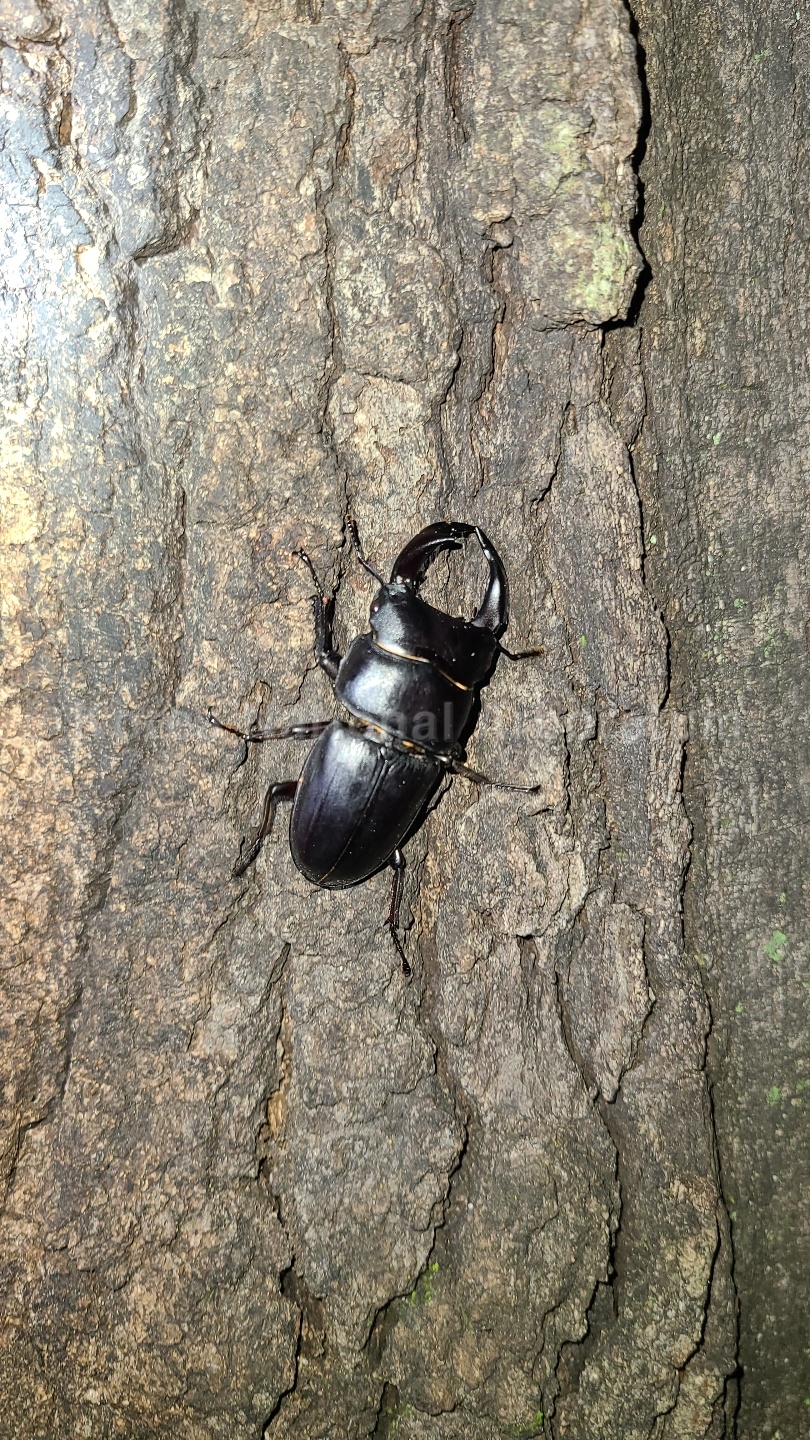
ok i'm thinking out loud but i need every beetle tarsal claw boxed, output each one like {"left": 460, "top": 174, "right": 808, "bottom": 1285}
{"left": 390, "top": 930, "right": 412, "bottom": 978}
{"left": 208, "top": 706, "right": 249, "bottom": 741}
{"left": 232, "top": 835, "right": 260, "bottom": 878}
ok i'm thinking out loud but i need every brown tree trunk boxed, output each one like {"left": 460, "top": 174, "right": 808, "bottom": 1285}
{"left": 631, "top": 2, "right": 810, "bottom": 1436}
{"left": 1, "top": 0, "right": 799, "bottom": 1436}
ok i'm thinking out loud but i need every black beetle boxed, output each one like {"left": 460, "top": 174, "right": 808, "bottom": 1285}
{"left": 210, "top": 521, "right": 540, "bottom": 974}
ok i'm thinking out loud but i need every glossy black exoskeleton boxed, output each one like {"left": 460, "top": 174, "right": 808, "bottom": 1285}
{"left": 210, "top": 521, "right": 540, "bottom": 974}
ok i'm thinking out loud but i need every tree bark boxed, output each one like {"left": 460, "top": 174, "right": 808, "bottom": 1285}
{"left": 631, "top": 3, "right": 810, "bottom": 1436}
{"left": 1, "top": 0, "right": 799, "bottom": 1437}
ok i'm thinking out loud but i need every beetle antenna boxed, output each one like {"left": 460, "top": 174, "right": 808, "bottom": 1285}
{"left": 346, "top": 512, "right": 386, "bottom": 585}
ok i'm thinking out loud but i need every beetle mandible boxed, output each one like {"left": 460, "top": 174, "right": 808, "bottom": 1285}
{"left": 209, "top": 520, "right": 541, "bottom": 975}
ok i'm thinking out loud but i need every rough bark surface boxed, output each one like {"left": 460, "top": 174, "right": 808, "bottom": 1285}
{"left": 631, "top": 2, "right": 810, "bottom": 1436}
{"left": 0, "top": 0, "right": 751, "bottom": 1436}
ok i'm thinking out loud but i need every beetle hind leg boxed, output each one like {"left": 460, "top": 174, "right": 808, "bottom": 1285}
{"left": 233, "top": 780, "right": 298, "bottom": 878}
{"left": 450, "top": 759, "right": 543, "bottom": 795}
{"left": 386, "top": 848, "right": 411, "bottom": 977}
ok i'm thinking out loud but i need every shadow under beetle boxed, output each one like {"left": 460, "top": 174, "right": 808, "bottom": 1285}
{"left": 210, "top": 521, "right": 541, "bottom": 975}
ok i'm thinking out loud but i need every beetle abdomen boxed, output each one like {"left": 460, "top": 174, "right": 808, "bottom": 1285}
{"left": 335, "top": 637, "right": 474, "bottom": 751}
{"left": 290, "top": 721, "right": 441, "bottom": 888}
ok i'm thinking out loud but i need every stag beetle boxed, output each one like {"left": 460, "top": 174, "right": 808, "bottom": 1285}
{"left": 209, "top": 521, "right": 540, "bottom": 974}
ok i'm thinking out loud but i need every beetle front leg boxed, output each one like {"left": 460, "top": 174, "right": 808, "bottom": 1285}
{"left": 386, "top": 848, "right": 411, "bottom": 977}
{"left": 293, "top": 549, "right": 342, "bottom": 680}
{"left": 234, "top": 780, "right": 298, "bottom": 878}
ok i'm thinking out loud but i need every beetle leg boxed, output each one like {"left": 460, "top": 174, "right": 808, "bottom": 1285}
{"left": 293, "top": 550, "right": 343, "bottom": 680}
{"left": 450, "top": 759, "right": 541, "bottom": 794}
{"left": 208, "top": 709, "right": 331, "bottom": 744}
{"left": 233, "top": 780, "right": 298, "bottom": 878}
{"left": 386, "top": 848, "right": 411, "bottom": 977}
{"left": 499, "top": 644, "right": 545, "bottom": 661}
